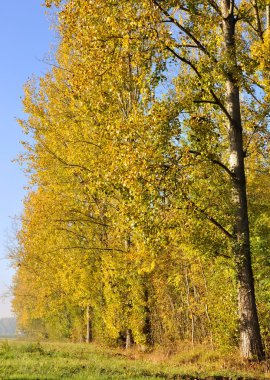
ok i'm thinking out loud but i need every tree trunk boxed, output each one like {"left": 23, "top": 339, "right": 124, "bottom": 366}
{"left": 266, "top": 4, "right": 270, "bottom": 30}
{"left": 221, "top": 0, "right": 264, "bottom": 360}
{"left": 125, "top": 328, "right": 133, "bottom": 349}
{"left": 142, "top": 287, "right": 152, "bottom": 346}
{"left": 86, "top": 305, "right": 92, "bottom": 343}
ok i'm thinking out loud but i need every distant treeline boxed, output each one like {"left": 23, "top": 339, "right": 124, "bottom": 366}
{"left": 0, "top": 318, "right": 16, "bottom": 337}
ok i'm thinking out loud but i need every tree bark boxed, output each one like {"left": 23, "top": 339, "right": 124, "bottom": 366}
{"left": 221, "top": 0, "right": 264, "bottom": 360}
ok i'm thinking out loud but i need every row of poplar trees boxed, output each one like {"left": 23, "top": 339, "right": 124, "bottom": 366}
{"left": 12, "top": 0, "right": 270, "bottom": 360}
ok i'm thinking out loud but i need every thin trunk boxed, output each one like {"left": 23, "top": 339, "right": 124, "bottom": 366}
{"left": 266, "top": 4, "right": 270, "bottom": 31}
{"left": 199, "top": 259, "right": 214, "bottom": 349}
{"left": 142, "top": 286, "right": 153, "bottom": 346}
{"left": 252, "top": 1, "right": 263, "bottom": 40}
{"left": 125, "top": 328, "right": 133, "bottom": 349}
{"left": 221, "top": 0, "right": 264, "bottom": 360}
{"left": 86, "top": 305, "right": 92, "bottom": 343}
{"left": 184, "top": 266, "right": 194, "bottom": 348}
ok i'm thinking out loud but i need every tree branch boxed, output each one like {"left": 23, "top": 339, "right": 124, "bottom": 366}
{"left": 153, "top": 0, "right": 213, "bottom": 60}
{"left": 165, "top": 45, "right": 201, "bottom": 78}
{"left": 189, "top": 150, "right": 235, "bottom": 178}
{"left": 206, "top": 0, "right": 222, "bottom": 16}
{"left": 53, "top": 218, "right": 110, "bottom": 227}
{"left": 48, "top": 246, "right": 125, "bottom": 253}
{"left": 193, "top": 99, "right": 218, "bottom": 105}
{"left": 165, "top": 47, "right": 232, "bottom": 123}
{"left": 56, "top": 227, "right": 89, "bottom": 241}
{"left": 38, "top": 139, "right": 93, "bottom": 174}
{"left": 186, "top": 199, "right": 233, "bottom": 239}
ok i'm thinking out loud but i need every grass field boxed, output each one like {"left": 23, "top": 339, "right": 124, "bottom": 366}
{"left": 0, "top": 340, "right": 270, "bottom": 379}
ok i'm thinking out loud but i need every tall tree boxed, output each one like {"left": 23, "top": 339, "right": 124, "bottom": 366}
{"left": 146, "top": 0, "right": 268, "bottom": 359}
{"left": 220, "top": 0, "right": 264, "bottom": 360}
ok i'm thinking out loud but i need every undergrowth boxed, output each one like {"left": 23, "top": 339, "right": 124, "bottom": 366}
{"left": 0, "top": 340, "right": 269, "bottom": 379}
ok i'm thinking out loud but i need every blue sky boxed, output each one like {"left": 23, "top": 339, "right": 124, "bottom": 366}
{"left": 0, "top": 1, "right": 55, "bottom": 318}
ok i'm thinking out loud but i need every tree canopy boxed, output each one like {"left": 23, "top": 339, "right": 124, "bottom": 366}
{"left": 13, "top": 0, "right": 270, "bottom": 360}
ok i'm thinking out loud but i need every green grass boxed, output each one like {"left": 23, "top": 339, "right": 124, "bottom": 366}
{"left": 0, "top": 340, "right": 269, "bottom": 379}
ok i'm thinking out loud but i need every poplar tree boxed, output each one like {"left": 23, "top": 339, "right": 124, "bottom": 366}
{"left": 141, "top": 0, "right": 268, "bottom": 360}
